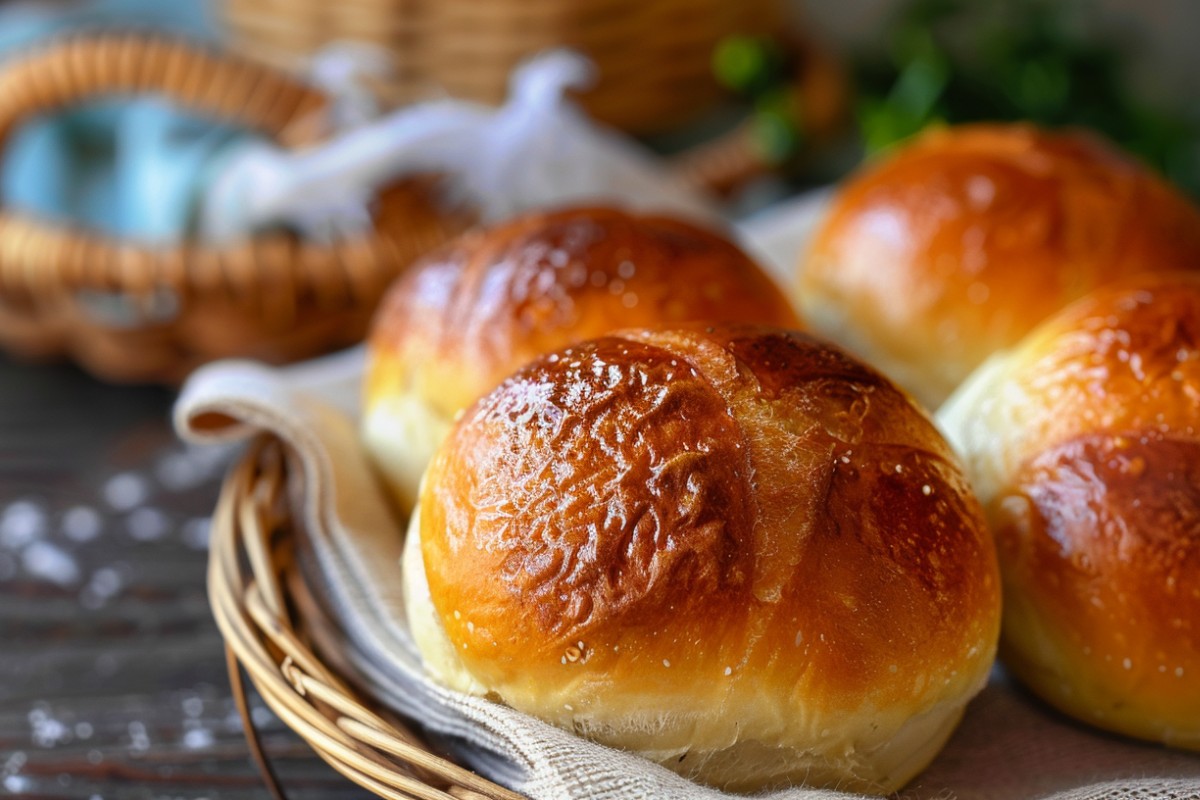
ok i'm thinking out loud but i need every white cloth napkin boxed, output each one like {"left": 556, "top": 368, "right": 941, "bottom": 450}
{"left": 174, "top": 196, "right": 1200, "bottom": 800}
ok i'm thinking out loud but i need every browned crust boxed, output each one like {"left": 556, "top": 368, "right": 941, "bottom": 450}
{"left": 419, "top": 325, "right": 1000, "bottom": 715}
{"left": 800, "top": 124, "right": 1200, "bottom": 405}
{"left": 994, "top": 431, "right": 1200, "bottom": 741}
{"left": 367, "top": 207, "right": 800, "bottom": 419}
{"left": 1001, "top": 272, "right": 1200, "bottom": 468}
{"left": 944, "top": 273, "right": 1200, "bottom": 747}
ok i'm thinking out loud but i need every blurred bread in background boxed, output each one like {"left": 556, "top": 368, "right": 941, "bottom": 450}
{"left": 362, "top": 207, "right": 799, "bottom": 516}
{"left": 938, "top": 273, "right": 1200, "bottom": 750}
{"left": 797, "top": 123, "right": 1200, "bottom": 409}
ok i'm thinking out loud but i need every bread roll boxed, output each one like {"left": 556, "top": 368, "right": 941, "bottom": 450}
{"left": 407, "top": 325, "right": 1001, "bottom": 793}
{"left": 938, "top": 273, "right": 1200, "bottom": 749}
{"left": 800, "top": 123, "right": 1200, "bottom": 409}
{"left": 363, "top": 207, "right": 799, "bottom": 516}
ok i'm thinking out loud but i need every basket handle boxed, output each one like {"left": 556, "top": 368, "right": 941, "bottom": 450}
{"left": 0, "top": 33, "right": 330, "bottom": 156}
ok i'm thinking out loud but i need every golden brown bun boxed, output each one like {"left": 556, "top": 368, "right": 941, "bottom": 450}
{"left": 938, "top": 273, "right": 1200, "bottom": 750}
{"left": 409, "top": 325, "right": 1001, "bottom": 794}
{"left": 363, "top": 207, "right": 799, "bottom": 515}
{"left": 800, "top": 123, "right": 1200, "bottom": 409}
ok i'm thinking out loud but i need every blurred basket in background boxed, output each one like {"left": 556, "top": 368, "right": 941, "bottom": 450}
{"left": 219, "top": 0, "right": 785, "bottom": 135}
{"left": 0, "top": 34, "right": 472, "bottom": 384}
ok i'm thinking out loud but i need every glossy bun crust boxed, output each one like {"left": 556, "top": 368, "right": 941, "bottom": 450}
{"left": 363, "top": 207, "right": 799, "bottom": 515}
{"left": 408, "top": 325, "right": 1000, "bottom": 794}
{"left": 800, "top": 124, "right": 1200, "bottom": 409}
{"left": 939, "top": 273, "right": 1200, "bottom": 749}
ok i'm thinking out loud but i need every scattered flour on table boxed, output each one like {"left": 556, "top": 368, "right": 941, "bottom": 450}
{"left": 29, "top": 706, "right": 71, "bottom": 747}
{"left": 102, "top": 472, "right": 150, "bottom": 511}
{"left": 181, "top": 516, "right": 211, "bottom": 550}
{"left": 125, "top": 507, "right": 169, "bottom": 541}
{"left": 61, "top": 506, "right": 103, "bottom": 542}
{"left": 21, "top": 541, "right": 80, "bottom": 586}
{"left": 0, "top": 500, "right": 46, "bottom": 549}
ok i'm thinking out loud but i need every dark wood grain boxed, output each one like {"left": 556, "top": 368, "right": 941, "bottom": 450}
{"left": 0, "top": 355, "right": 370, "bottom": 799}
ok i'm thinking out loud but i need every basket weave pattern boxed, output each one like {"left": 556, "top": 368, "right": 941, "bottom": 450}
{"left": 0, "top": 35, "right": 471, "bottom": 383}
{"left": 220, "top": 0, "right": 783, "bottom": 134}
{"left": 211, "top": 439, "right": 529, "bottom": 800}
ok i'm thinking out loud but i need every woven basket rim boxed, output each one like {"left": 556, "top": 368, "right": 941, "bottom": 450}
{"left": 209, "top": 437, "right": 530, "bottom": 800}
{"left": 0, "top": 32, "right": 447, "bottom": 300}
{"left": 0, "top": 32, "right": 474, "bottom": 384}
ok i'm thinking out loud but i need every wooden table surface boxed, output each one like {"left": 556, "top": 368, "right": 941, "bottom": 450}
{"left": 0, "top": 354, "right": 370, "bottom": 799}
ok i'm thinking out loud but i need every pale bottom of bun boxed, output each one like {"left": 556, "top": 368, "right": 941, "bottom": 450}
{"left": 935, "top": 350, "right": 1030, "bottom": 501}
{"left": 362, "top": 392, "right": 453, "bottom": 519}
{"left": 797, "top": 287, "right": 960, "bottom": 411}
{"left": 638, "top": 699, "right": 967, "bottom": 795}
{"left": 1001, "top": 583, "right": 1200, "bottom": 751}
{"left": 402, "top": 512, "right": 487, "bottom": 696}
{"left": 403, "top": 510, "right": 979, "bottom": 794}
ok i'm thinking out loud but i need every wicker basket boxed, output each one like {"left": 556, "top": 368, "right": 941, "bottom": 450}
{"left": 211, "top": 437, "right": 528, "bottom": 800}
{"left": 219, "top": 0, "right": 784, "bottom": 135}
{"left": 0, "top": 34, "right": 471, "bottom": 384}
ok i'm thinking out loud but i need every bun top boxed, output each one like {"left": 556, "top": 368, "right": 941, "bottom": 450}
{"left": 413, "top": 324, "right": 1000, "bottom": 792}
{"left": 800, "top": 123, "right": 1200, "bottom": 408}
{"left": 367, "top": 206, "right": 799, "bottom": 419}
{"left": 937, "top": 275, "right": 1200, "bottom": 750}
{"left": 942, "top": 271, "right": 1200, "bottom": 504}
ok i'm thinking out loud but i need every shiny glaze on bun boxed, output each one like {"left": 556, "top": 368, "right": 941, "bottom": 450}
{"left": 409, "top": 325, "right": 1000, "bottom": 793}
{"left": 801, "top": 124, "right": 1200, "bottom": 408}
{"left": 939, "top": 273, "right": 1200, "bottom": 749}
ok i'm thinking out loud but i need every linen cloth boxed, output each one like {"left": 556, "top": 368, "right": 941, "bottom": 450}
{"left": 175, "top": 195, "right": 1200, "bottom": 799}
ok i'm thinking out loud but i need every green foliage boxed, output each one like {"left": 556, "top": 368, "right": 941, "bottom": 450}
{"left": 714, "top": 35, "right": 790, "bottom": 97}
{"left": 713, "top": 36, "right": 806, "bottom": 165}
{"left": 856, "top": 0, "right": 1200, "bottom": 195}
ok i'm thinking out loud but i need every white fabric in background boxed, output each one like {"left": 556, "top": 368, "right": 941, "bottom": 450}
{"left": 174, "top": 194, "right": 1200, "bottom": 800}
{"left": 198, "top": 50, "right": 717, "bottom": 245}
